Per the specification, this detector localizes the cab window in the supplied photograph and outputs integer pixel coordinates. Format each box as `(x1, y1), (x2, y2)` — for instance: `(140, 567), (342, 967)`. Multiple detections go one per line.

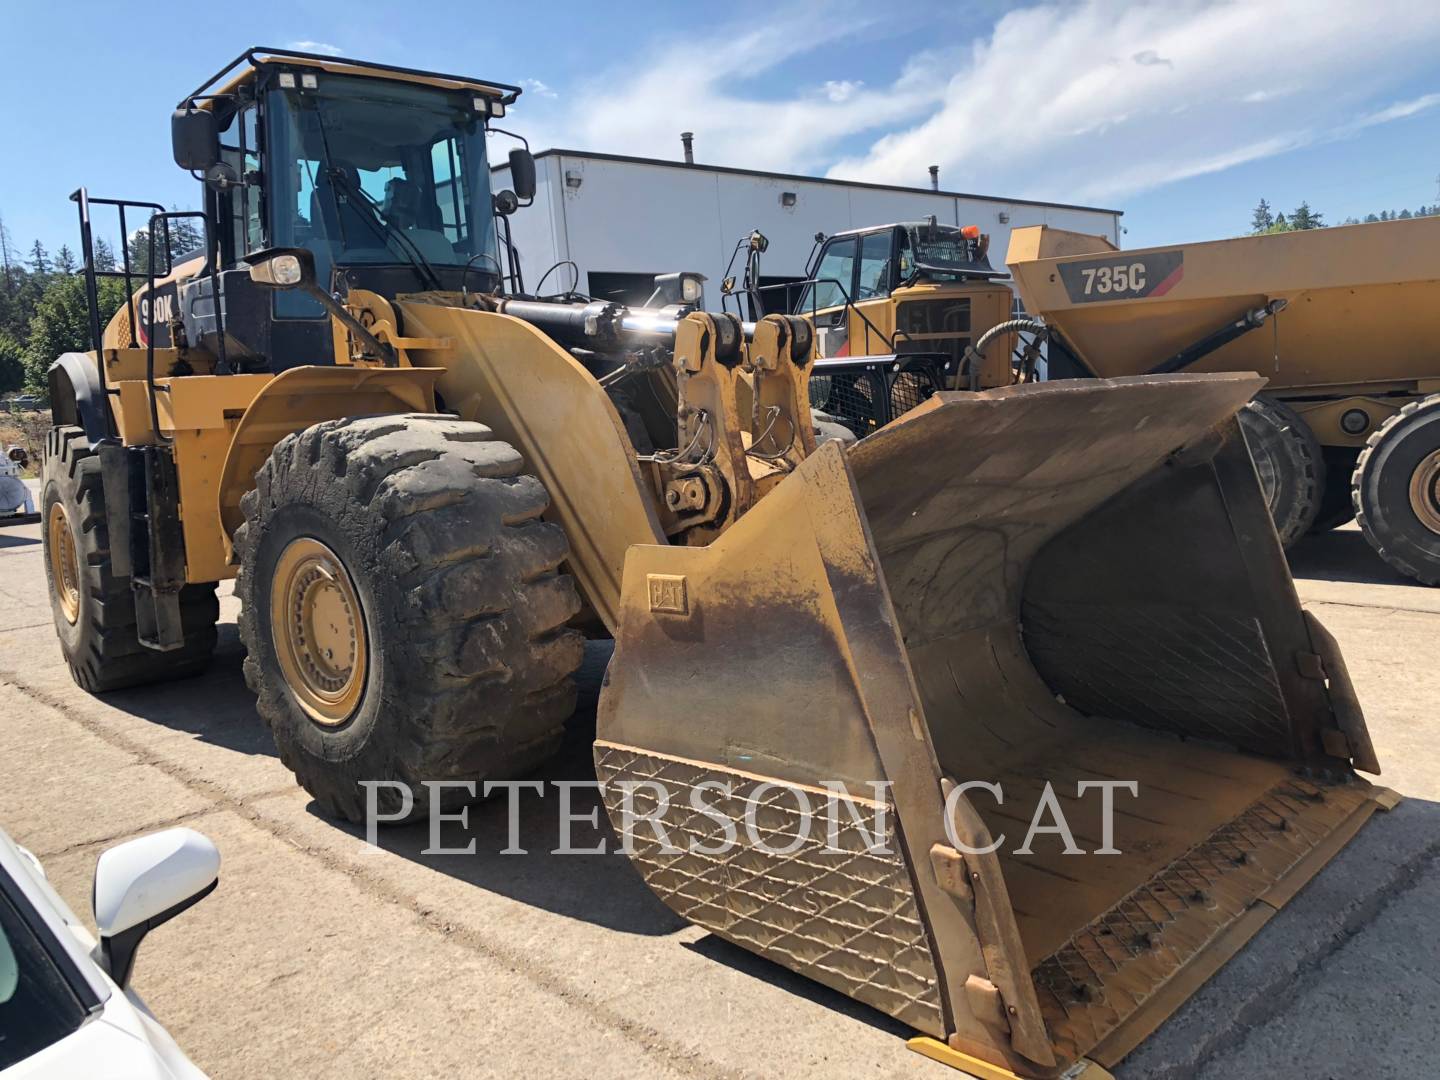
(856, 231), (893, 300)
(806, 236), (857, 311)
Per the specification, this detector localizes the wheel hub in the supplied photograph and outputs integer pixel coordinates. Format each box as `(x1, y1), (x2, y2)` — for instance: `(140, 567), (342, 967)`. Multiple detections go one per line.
(270, 537), (367, 725)
(47, 503), (80, 625)
(1410, 448), (1440, 536)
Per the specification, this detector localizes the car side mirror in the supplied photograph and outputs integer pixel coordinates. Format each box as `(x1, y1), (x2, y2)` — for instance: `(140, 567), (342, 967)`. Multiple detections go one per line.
(171, 108), (220, 172)
(508, 148), (536, 202)
(244, 247), (317, 290)
(93, 828), (219, 988)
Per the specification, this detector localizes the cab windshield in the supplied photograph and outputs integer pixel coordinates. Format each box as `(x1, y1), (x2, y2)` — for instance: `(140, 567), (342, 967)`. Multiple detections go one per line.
(265, 73), (496, 282)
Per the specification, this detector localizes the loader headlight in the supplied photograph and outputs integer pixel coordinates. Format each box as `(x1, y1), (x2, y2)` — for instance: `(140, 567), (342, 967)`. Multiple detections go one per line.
(244, 248), (317, 290)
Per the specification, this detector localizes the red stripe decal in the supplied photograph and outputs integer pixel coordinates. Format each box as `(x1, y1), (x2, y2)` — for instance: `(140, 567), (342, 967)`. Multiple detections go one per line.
(1148, 264), (1185, 297)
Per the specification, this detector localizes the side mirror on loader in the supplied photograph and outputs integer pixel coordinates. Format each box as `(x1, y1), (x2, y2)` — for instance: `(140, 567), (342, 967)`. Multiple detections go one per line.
(508, 148), (536, 202)
(171, 107), (220, 172)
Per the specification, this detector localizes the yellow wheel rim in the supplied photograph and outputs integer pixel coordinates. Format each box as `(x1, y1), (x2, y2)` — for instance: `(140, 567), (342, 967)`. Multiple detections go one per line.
(1410, 448), (1440, 536)
(47, 503), (80, 625)
(270, 537), (368, 726)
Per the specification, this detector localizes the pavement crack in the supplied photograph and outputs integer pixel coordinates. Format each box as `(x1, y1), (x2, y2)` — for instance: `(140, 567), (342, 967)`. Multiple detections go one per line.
(1141, 827), (1440, 1080)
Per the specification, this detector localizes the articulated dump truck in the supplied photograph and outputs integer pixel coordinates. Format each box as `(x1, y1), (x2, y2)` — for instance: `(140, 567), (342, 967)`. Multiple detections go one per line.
(42, 48), (1395, 1078)
(1008, 218), (1440, 583)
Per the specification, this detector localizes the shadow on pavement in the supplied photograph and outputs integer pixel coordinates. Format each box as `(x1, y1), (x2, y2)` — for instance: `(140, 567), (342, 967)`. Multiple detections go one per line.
(0, 531), (40, 548)
(1287, 526), (1413, 587)
(310, 640), (686, 936)
(683, 934), (913, 1038)
(99, 623), (280, 759)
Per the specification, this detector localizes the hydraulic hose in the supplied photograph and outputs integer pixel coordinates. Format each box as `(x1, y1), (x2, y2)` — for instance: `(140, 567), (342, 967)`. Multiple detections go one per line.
(961, 318), (1049, 389)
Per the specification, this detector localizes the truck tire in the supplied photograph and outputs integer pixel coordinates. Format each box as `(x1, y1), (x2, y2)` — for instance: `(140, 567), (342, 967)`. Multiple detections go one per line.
(1237, 396), (1324, 547)
(41, 426), (218, 692)
(234, 414), (585, 823)
(1352, 394), (1440, 585)
(1309, 447), (1360, 533)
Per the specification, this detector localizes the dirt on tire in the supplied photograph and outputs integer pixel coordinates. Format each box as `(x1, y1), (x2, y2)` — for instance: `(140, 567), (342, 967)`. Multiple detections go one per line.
(234, 413), (585, 823)
(41, 426), (217, 692)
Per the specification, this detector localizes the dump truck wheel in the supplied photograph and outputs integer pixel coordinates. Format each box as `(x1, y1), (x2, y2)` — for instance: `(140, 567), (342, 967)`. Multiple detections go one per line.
(1310, 447), (1360, 533)
(41, 426), (218, 692)
(234, 414), (585, 823)
(1237, 396), (1323, 546)
(1352, 393), (1440, 585)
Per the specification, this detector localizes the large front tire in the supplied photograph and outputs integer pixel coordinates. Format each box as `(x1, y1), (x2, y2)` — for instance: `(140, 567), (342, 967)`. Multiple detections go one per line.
(41, 426), (218, 692)
(234, 414), (585, 822)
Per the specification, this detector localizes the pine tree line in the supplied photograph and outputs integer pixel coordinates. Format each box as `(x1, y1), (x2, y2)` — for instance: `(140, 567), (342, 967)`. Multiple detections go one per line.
(0, 208), (203, 396)
(1251, 198), (1438, 234)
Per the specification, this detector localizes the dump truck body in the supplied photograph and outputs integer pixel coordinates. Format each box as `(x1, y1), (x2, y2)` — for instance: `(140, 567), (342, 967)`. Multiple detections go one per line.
(38, 47), (1396, 1080)
(1008, 219), (1440, 584)
(1007, 218), (1440, 444)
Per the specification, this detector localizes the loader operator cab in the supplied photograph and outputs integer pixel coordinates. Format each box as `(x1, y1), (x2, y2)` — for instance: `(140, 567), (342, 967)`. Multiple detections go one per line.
(155, 49), (528, 371)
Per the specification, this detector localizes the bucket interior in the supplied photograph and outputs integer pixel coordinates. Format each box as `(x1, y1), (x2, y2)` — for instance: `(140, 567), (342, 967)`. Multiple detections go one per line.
(849, 377), (1375, 1063)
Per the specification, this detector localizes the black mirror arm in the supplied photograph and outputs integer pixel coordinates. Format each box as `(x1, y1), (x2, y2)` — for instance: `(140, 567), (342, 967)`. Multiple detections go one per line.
(305, 284), (399, 367)
(95, 878), (218, 988)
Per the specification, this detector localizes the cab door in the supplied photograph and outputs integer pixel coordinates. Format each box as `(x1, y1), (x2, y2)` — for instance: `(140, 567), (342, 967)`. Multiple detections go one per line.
(797, 234), (857, 357)
(846, 228), (900, 358)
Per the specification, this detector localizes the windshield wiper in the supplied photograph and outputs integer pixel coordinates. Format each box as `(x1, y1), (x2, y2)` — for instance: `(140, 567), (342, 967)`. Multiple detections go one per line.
(327, 169), (446, 291)
(309, 100), (445, 291)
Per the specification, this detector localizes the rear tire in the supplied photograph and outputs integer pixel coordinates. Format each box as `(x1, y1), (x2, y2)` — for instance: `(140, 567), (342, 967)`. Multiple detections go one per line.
(1352, 394), (1440, 585)
(1237, 396), (1324, 547)
(234, 414), (585, 823)
(41, 426), (218, 692)
(1309, 446), (1360, 533)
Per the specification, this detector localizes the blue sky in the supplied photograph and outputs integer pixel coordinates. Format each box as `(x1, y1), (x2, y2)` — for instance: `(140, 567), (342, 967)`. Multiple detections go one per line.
(3, 0), (1437, 257)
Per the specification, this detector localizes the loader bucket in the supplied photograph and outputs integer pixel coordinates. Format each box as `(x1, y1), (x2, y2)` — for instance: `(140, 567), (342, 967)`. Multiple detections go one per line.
(596, 373), (1392, 1077)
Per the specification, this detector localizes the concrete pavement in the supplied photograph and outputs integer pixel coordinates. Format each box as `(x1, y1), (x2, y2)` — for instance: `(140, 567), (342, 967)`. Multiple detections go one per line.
(0, 515), (1435, 1079)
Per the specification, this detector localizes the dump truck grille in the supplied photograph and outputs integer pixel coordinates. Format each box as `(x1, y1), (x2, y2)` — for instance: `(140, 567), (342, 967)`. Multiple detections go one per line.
(809, 356), (951, 440)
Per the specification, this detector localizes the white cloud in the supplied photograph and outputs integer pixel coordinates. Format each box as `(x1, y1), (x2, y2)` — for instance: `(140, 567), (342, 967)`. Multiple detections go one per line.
(525, 78), (558, 99)
(285, 40), (344, 57)
(513, 10), (950, 173)
(826, 0), (1440, 201)
(518, 1), (1440, 202)
(822, 79), (864, 103)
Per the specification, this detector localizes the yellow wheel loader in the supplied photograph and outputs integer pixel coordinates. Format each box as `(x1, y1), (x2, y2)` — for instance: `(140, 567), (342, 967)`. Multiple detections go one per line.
(42, 47), (1395, 1079)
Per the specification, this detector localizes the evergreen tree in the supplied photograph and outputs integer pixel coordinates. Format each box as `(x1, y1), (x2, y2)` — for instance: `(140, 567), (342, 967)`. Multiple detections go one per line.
(1398, 208), (1413, 219)
(27, 240), (50, 276)
(1273, 212), (1288, 230)
(21, 275), (125, 391)
(1251, 198), (1274, 233)
(167, 208), (204, 259)
(0, 214), (15, 295)
(0, 332), (23, 394)
(1289, 202), (1324, 229)
(1364, 213), (1380, 223)
(93, 238), (117, 272)
(54, 245), (77, 274)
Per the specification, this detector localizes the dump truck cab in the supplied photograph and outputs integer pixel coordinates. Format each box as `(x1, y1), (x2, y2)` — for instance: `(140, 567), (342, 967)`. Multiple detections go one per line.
(797, 221), (1015, 372)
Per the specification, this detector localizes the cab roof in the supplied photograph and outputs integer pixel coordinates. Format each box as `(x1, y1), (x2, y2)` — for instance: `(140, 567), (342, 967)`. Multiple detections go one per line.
(181, 46), (523, 109)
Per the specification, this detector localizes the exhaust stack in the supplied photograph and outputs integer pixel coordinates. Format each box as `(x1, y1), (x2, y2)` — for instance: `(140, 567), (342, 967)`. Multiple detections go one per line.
(681, 132), (695, 165)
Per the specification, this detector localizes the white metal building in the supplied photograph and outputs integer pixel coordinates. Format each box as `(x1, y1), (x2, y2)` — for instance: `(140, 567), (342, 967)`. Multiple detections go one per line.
(492, 149), (1123, 308)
